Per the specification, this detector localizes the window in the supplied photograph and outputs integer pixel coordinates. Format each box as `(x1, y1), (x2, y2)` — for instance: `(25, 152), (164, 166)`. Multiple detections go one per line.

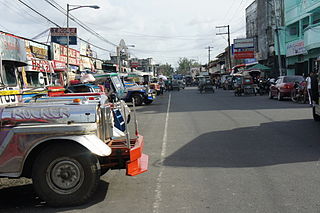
(283, 76), (304, 83)
(289, 24), (299, 36)
(2, 64), (17, 86)
(302, 17), (309, 30)
(26, 71), (41, 87)
(312, 12), (320, 24)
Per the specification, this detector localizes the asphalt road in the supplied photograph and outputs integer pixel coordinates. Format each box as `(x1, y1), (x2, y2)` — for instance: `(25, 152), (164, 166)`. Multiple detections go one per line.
(1, 87), (320, 213)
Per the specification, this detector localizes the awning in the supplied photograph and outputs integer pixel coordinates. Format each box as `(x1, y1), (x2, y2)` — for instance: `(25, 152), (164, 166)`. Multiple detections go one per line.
(248, 63), (271, 71)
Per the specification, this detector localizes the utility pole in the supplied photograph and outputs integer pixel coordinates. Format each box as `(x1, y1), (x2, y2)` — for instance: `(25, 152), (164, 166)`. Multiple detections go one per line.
(216, 25), (232, 71)
(205, 46), (214, 65)
(273, 0), (283, 76)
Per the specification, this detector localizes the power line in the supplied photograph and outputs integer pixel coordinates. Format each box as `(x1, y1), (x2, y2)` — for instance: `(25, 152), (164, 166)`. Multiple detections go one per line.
(17, 0), (60, 27)
(16, 0), (114, 55)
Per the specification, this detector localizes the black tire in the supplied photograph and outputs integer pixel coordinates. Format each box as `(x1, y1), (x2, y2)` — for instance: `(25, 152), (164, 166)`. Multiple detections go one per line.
(277, 91), (283, 101)
(32, 144), (100, 207)
(291, 90), (297, 102)
(313, 106), (320, 121)
(268, 91), (273, 99)
(144, 99), (153, 105)
(132, 93), (143, 106)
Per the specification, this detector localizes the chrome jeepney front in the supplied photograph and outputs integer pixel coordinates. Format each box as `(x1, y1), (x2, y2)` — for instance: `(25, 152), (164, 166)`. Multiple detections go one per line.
(0, 102), (113, 177)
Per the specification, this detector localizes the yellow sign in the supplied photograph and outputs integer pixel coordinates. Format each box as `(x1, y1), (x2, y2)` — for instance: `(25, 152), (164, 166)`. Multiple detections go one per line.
(0, 90), (20, 96)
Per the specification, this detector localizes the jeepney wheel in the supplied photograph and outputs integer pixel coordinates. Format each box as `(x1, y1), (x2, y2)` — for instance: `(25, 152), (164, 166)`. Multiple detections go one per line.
(313, 106), (320, 121)
(132, 93), (143, 106)
(32, 144), (100, 207)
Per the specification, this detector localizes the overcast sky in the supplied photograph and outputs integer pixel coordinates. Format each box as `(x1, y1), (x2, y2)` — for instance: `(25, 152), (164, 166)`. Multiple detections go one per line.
(0, 0), (254, 66)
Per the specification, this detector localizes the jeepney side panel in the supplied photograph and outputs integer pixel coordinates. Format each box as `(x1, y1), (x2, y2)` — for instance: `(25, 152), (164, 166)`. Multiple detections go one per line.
(0, 124), (111, 178)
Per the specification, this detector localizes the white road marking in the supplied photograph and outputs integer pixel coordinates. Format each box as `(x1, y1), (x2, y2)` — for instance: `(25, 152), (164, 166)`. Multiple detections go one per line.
(153, 93), (171, 213)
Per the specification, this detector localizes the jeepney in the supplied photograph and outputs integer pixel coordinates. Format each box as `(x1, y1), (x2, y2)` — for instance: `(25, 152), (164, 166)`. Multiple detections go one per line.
(0, 33), (148, 207)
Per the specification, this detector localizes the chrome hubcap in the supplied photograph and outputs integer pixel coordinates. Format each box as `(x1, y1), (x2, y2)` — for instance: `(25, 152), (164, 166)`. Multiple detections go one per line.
(46, 158), (84, 194)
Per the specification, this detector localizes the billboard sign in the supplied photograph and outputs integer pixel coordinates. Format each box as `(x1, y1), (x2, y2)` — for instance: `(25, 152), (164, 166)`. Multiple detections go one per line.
(51, 43), (80, 66)
(50, 28), (77, 45)
(0, 33), (27, 63)
(234, 38), (255, 59)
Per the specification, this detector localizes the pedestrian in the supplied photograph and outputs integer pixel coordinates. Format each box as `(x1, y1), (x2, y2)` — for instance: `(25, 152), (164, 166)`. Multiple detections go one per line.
(306, 72), (313, 105)
(158, 78), (165, 95)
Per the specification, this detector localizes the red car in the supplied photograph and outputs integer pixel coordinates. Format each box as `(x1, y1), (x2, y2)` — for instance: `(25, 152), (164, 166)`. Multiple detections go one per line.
(269, 75), (305, 101)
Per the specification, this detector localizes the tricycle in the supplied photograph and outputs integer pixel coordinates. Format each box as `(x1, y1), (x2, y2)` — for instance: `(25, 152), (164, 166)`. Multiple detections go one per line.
(198, 77), (215, 94)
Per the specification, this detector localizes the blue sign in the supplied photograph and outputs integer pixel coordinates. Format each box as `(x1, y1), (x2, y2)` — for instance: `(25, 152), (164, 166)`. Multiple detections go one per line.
(244, 58), (257, 64)
(51, 36), (77, 45)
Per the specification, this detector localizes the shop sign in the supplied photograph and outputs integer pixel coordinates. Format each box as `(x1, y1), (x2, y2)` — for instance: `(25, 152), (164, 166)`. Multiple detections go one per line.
(234, 38), (255, 59)
(51, 60), (67, 71)
(95, 59), (103, 70)
(50, 28), (77, 45)
(286, 40), (307, 57)
(25, 40), (48, 59)
(80, 56), (94, 70)
(51, 43), (80, 66)
(0, 33), (27, 63)
(80, 42), (93, 57)
(234, 48), (255, 59)
(234, 38), (254, 49)
(26, 58), (53, 73)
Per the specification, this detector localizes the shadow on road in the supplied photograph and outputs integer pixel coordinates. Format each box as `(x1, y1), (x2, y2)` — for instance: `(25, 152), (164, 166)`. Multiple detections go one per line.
(0, 180), (109, 212)
(163, 119), (320, 168)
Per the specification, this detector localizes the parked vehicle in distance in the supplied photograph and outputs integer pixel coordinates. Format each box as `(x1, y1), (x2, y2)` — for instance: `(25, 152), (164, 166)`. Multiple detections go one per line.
(269, 75), (304, 101)
(198, 76), (214, 94)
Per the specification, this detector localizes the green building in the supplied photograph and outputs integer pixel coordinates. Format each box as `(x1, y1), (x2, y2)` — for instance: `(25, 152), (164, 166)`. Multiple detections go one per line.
(285, 0), (320, 76)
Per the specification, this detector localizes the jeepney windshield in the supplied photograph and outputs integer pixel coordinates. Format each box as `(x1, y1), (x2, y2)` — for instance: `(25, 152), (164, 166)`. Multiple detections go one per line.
(1, 63), (18, 86)
(25, 71), (45, 87)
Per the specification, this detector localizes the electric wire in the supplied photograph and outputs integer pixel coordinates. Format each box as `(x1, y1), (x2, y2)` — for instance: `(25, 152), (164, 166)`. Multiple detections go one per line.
(16, 0), (115, 55)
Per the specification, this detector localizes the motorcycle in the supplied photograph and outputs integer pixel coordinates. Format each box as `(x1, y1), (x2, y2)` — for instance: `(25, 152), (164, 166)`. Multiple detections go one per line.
(291, 81), (308, 104)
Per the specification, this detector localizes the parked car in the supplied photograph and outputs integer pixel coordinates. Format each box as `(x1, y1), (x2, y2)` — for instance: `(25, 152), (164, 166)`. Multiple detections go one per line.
(269, 75), (304, 101)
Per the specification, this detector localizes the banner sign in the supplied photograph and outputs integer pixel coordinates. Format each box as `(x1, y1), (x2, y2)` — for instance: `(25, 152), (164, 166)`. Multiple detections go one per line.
(234, 38), (254, 49)
(234, 38), (255, 59)
(0, 33), (27, 63)
(286, 40), (307, 57)
(234, 49), (255, 59)
(51, 43), (80, 66)
(50, 28), (77, 45)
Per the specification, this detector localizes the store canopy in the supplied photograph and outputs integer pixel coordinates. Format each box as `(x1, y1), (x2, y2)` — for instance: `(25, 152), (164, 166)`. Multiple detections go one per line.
(248, 63), (271, 71)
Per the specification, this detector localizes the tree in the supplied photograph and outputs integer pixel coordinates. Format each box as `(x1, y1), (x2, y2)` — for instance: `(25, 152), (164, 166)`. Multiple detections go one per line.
(157, 63), (174, 76)
(176, 57), (201, 75)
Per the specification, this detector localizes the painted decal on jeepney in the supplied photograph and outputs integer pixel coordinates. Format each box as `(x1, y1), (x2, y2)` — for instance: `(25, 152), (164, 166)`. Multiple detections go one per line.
(11, 107), (70, 120)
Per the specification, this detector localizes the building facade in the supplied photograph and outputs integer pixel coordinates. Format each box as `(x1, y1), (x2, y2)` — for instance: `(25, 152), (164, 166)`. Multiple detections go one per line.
(285, 0), (320, 76)
(246, 0), (285, 74)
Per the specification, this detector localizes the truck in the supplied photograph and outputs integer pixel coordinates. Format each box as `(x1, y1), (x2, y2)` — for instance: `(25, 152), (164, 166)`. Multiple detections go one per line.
(0, 33), (148, 207)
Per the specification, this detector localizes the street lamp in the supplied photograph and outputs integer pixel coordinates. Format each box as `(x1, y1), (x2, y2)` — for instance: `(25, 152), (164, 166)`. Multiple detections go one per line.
(66, 4), (99, 82)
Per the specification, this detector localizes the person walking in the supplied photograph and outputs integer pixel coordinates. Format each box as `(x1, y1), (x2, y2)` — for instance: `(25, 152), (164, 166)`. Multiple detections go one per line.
(306, 72), (313, 105)
(158, 78), (165, 95)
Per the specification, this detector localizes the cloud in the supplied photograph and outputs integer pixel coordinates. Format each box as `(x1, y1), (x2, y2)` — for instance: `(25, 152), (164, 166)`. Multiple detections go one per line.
(0, 0), (254, 65)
